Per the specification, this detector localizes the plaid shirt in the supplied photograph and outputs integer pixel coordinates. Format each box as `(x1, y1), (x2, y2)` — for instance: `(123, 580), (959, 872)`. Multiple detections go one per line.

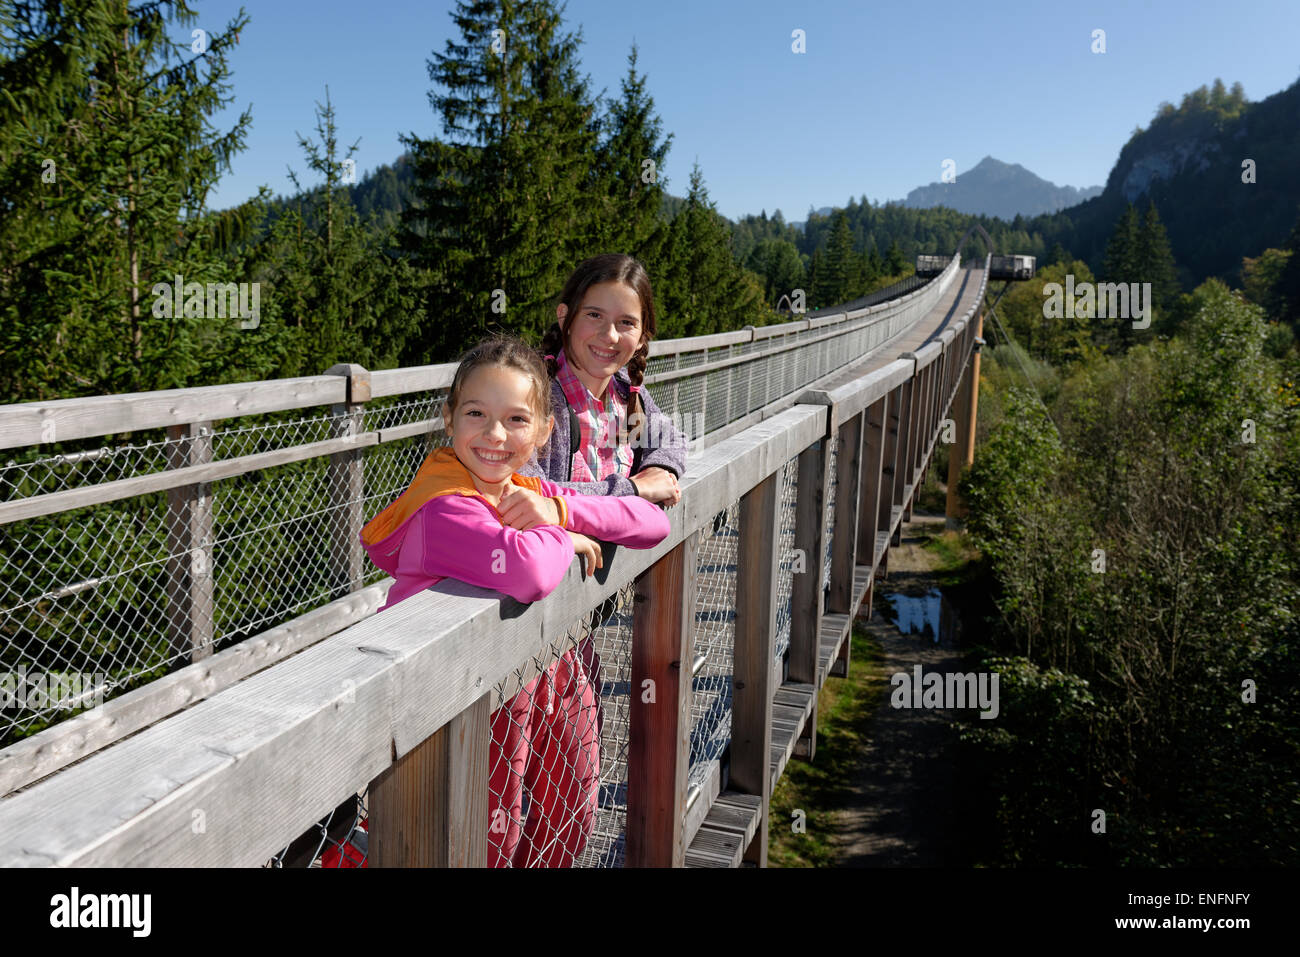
(554, 349), (634, 483)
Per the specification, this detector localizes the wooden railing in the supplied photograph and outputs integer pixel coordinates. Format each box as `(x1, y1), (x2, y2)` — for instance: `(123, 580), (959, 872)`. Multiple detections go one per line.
(0, 257), (985, 866)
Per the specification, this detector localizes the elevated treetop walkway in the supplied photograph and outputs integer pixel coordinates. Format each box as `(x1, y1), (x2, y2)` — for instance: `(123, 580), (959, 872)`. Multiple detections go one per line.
(0, 253), (992, 867)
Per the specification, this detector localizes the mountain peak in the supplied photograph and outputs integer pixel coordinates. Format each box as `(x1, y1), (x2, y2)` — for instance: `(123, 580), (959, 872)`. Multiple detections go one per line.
(902, 158), (1101, 219)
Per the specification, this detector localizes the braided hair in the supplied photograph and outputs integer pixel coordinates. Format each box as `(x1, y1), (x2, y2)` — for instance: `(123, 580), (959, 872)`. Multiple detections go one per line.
(541, 253), (657, 448)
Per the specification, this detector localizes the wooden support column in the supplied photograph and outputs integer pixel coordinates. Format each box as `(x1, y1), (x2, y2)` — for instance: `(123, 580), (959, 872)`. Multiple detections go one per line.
(858, 395), (889, 571)
(789, 438), (829, 761)
(733, 472), (780, 867)
(946, 314), (984, 527)
(165, 420), (215, 663)
(627, 533), (698, 867)
(789, 440), (828, 683)
(827, 412), (865, 615)
(368, 693), (490, 867)
(892, 377), (914, 543)
(326, 363), (370, 599)
(878, 386), (903, 550)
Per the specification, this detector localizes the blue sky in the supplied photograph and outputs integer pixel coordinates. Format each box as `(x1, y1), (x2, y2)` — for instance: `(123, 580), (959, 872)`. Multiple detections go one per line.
(193, 0), (1300, 221)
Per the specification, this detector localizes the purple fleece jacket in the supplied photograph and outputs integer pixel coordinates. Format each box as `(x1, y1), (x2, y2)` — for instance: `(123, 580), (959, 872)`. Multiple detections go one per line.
(517, 372), (689, 496)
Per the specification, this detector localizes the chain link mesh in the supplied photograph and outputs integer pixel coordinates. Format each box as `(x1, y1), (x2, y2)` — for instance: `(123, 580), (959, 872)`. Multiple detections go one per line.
(0, 390), (446, 747)
(773, 457), (799, 665)
(689, 500), (738, 792)
(823, 431), (840, 590)
(2, 261), (960, 779)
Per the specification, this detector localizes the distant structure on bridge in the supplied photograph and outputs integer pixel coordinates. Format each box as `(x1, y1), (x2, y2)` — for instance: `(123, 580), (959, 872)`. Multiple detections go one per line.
(917, 253), (1036, 281)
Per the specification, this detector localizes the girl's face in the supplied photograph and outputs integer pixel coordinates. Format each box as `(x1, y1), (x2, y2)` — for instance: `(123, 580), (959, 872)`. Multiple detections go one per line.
(558, 280), (645, 394)
(444, 364), (552, 490)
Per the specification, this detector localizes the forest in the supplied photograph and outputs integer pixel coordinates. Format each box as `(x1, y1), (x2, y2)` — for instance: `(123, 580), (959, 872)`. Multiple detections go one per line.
(1, 0), (1297, 868)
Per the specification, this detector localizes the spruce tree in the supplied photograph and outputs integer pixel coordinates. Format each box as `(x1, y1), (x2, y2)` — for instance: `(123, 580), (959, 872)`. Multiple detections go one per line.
(1102, 204), (1141, 350)
(590, 44), (672, 262)
(0, 0), (255, 401)
(863, 243), (882, 285)
(1104, 204), (1140, 283)
(656, 164), (763, 335)
(1135, 201), (1179, 314)
(821, 211), (858, 305)
(258, 89), (421, 376)
(398, 0), (599, 359)
(884, 239), (907, 276)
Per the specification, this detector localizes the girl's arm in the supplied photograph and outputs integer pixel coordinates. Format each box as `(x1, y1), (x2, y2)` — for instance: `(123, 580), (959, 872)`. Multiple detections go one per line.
(542, 478), (671, 548)
(419, 495), (576, 603)
(631, 385), (689, 479)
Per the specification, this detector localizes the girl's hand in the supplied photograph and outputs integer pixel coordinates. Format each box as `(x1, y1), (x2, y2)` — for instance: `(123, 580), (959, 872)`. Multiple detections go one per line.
(631, 467), (681, 508)
(497, 484), (562, 530)
(567, 531), (603, 577)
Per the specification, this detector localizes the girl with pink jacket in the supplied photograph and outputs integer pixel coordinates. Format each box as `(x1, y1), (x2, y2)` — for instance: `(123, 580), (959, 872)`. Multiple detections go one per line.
(359, 337), (669, 867)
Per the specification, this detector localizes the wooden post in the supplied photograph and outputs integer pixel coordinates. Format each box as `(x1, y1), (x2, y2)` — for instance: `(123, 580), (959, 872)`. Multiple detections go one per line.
(326, 363), (370, 599)
(626, 533), (697, 867)
(789, 439), (829, 762)
(827, 412), (864, 615)
(877, 386), (902, 549)
(858, 395), (889, 570)
(891, 378), (914, 545)
(733, 472), (779, 867)
(368, 693), (490, 867)
(946, 315), (984, 527)
(165, 420), (215, 663)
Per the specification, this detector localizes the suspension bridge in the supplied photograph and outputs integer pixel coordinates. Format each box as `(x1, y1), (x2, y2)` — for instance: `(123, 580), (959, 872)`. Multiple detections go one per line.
(0, 236), (1027, 867)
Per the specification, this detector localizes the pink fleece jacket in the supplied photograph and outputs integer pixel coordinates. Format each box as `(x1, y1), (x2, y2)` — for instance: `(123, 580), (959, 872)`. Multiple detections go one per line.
(360, 447), (670, 612)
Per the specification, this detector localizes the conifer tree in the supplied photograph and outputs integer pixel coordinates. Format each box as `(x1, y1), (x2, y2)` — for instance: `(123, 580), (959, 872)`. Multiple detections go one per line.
(821, 211), (858, 305)
(589, 44), (672, 262)
(1101, 204), (1141, 350)
(0, 0), (255, 400)
(399, 0), (599, 359)
(884, 239), (907, 276)
(258, 89), (421, 376)
(863, 243), (882, 285)
(656, 164), (764, 335)
(1104, 203), (1140, 284)
(1135, 200), (1179, 314)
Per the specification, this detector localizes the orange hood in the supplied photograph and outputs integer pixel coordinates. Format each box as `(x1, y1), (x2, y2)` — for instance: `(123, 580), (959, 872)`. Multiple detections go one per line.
(359, 447), (546, 573)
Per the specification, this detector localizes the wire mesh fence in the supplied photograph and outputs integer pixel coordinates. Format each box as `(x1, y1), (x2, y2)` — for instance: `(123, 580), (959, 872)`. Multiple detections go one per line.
(823, 431), (840, 591)
(1, 258), (960, 761)
(773, 457), (799, 664)
(263, 582), (637, 869)
(0, 389), (448, 748)
(689, 500), (739, 794)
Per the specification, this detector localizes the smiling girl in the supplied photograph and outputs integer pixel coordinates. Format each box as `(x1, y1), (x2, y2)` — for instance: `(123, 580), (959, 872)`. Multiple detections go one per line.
(507, 254), (687, 518)
(358, 336), (669, 866)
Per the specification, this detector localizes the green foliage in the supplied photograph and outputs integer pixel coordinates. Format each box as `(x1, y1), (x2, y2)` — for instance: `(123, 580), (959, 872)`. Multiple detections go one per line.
(0, 0), (256, 401)
(956, 656), (1104, 865)
(960, 277), (1300, 865)
(653, 165), (766, 337)
(994, 259), (1095, 368)
(253, 89), (421, 376)
(586, 44), (672, 263)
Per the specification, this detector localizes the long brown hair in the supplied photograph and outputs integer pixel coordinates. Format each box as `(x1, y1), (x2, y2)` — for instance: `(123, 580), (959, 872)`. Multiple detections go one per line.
(540, 253), (657, 443)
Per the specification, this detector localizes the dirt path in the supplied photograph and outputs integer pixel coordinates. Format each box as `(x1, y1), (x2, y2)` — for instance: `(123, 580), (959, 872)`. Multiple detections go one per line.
(830, 511), (965, 867)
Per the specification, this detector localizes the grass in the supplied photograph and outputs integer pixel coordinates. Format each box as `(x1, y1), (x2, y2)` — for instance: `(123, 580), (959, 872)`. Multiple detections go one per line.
(767, 625), (891, 867)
